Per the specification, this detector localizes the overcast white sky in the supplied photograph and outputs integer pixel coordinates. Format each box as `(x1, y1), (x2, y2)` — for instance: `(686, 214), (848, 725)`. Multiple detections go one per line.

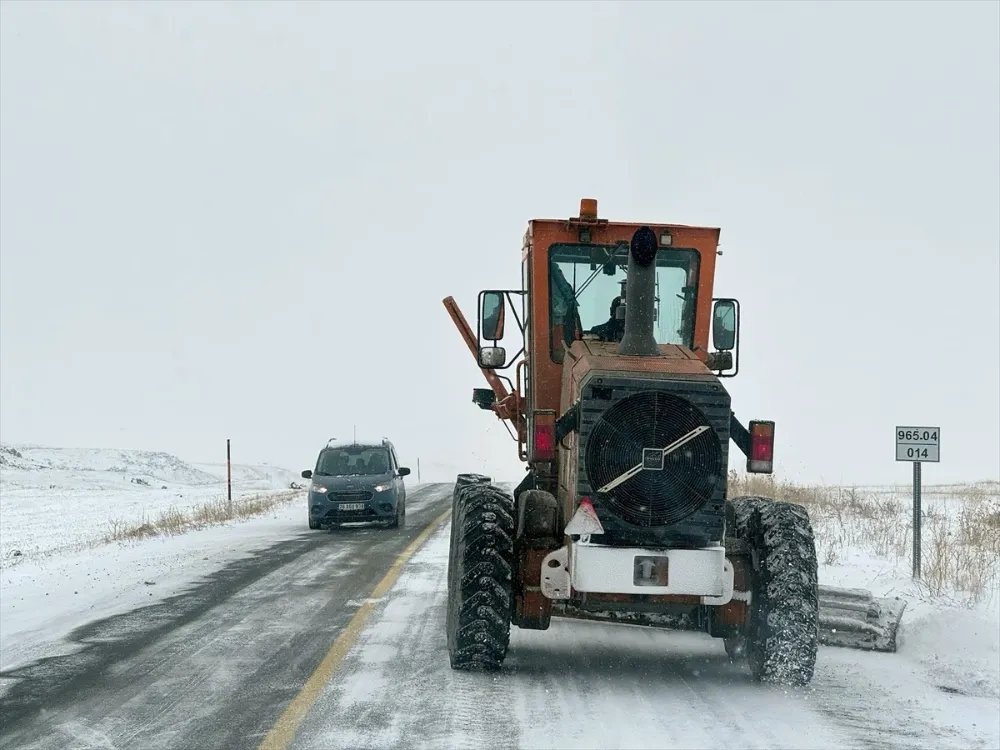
(1, 0), (998, 486)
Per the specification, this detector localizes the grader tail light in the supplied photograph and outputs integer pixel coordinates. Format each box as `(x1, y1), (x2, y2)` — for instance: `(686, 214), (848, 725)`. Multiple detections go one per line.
(748, 420), (775, 474)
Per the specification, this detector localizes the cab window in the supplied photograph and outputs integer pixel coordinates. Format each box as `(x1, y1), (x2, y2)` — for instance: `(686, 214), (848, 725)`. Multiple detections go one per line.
(548, 243), (700, 362)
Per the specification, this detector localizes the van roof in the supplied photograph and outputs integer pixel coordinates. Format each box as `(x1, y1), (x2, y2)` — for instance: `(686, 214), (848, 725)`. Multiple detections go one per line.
(321, 437), (391, 450)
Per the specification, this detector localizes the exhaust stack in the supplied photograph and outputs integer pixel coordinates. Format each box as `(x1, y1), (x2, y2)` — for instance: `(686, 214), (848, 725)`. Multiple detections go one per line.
(617, 226), (660, 357)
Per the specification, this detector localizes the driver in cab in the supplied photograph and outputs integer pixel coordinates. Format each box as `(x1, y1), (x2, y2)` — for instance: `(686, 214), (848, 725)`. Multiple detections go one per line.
(585, 295), (625, 343)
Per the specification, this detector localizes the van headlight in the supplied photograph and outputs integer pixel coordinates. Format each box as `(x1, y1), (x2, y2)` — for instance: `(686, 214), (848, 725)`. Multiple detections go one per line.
(311, 484), (329, 494)
(374, 482), (392, 492)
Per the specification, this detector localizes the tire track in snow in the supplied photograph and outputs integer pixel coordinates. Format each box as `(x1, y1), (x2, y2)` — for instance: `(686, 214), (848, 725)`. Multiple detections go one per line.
(286, 518), (988, 750)
(288, 525), (518, 749)
(810, 650), (999, 750)
(288, 523), (854, 750)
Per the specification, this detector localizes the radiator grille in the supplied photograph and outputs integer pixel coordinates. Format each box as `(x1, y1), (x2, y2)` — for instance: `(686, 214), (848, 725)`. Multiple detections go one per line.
(577, 374), (731, 545)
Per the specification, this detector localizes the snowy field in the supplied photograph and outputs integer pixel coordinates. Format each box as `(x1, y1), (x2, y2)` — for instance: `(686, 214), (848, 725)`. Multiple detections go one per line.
(730, 475), (1000, 611)
(0, 443), (300, 565)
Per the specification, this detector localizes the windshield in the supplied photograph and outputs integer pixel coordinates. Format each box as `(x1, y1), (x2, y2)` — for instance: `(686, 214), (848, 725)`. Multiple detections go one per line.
(315, 446), (391, 476)
(548, 243), (700, 361)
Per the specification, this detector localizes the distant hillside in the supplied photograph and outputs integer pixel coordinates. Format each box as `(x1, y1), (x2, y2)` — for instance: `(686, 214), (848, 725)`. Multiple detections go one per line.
(0, 444), (297, 490)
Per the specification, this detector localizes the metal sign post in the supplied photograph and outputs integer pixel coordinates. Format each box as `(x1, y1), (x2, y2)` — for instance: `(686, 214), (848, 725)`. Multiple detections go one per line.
(912, 460), (921, 579)
(226, 438), (233, 515)
(895, 426), (940, 580)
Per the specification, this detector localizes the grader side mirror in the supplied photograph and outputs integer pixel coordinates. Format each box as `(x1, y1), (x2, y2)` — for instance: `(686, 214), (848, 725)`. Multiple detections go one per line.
(481, 291), (506, 341)
(705, 351), (733, 370)
(712, 299), (737, 352)
(478, 346), (507, 369)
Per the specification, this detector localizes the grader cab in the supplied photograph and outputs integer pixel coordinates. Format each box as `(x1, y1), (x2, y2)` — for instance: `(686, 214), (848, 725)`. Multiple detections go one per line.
(442, 199), (905, 685)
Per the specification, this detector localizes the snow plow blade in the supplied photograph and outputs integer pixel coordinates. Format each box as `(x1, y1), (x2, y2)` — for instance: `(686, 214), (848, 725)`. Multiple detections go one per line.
(817, 585), (907, 653)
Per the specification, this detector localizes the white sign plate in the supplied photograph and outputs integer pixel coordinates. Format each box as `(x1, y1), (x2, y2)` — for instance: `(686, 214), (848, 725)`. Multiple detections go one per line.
(895, 426), (940, 463)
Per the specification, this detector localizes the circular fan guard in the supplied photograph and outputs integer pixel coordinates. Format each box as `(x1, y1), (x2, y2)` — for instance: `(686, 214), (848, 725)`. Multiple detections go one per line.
(584, 391), (724, 527)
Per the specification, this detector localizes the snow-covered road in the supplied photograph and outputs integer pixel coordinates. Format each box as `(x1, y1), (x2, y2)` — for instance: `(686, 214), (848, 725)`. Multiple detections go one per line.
(1, 480), (997, 750)
(286, 523), (999, 750)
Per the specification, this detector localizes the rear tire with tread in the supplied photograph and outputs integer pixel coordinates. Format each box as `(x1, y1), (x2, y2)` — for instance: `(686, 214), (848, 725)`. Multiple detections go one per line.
(446, 481), (515, 671)
(730, 495), (819, 686)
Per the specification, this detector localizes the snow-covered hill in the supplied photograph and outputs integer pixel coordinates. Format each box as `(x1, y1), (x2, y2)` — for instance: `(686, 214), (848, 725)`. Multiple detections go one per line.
(0, 443), (300, 564)
(0, 443), (297, 490)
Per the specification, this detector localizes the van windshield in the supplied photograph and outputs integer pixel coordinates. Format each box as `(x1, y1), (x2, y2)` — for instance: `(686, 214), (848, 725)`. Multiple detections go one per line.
(315, 447), (391, 476)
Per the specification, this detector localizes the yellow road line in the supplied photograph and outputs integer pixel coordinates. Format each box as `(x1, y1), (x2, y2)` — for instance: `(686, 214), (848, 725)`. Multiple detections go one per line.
(258, 508), (451, 750)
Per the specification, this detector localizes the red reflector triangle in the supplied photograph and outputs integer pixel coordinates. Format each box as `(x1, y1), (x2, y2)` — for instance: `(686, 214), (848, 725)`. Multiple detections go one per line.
(565, 497), (605, 536)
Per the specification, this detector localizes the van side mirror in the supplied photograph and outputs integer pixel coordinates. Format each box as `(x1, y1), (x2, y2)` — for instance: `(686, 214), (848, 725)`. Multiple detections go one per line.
(480, 291), (506, 341)
(398, 467), (411, 477)
(301, 470), (313, 479)
(712, 299), (737, 352)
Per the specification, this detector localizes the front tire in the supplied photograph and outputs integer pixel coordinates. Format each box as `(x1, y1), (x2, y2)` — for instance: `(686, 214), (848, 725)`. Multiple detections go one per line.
(446, 481), (515, 671)
(448, 474), (491, 600)
(387, 496), (406, 528)
(732, 496), (819, 686)
(454, 473), (491, 501)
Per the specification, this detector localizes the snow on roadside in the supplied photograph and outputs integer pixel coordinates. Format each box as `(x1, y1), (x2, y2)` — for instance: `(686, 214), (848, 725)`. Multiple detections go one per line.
(730, 475), (1000, 724)
(820, 546), (1000, 709)
(805, 485), (1000, 747)
(0, 499), (309, 676)
(0, 443), (300, 565)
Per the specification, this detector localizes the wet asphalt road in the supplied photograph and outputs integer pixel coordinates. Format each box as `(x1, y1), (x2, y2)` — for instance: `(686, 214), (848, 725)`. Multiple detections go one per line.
(0, 483), (454, 750)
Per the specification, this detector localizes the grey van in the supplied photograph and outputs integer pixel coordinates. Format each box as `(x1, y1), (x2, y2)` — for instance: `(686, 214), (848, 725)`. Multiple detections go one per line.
(302, 438), (410, 530)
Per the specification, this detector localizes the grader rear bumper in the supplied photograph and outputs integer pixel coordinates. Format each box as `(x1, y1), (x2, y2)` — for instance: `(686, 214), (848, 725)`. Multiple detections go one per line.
(817, 585), (907, 652)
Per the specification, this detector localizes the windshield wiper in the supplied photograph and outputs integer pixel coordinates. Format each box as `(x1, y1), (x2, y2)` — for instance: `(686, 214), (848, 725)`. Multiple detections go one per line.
(575, 249), (624, 298)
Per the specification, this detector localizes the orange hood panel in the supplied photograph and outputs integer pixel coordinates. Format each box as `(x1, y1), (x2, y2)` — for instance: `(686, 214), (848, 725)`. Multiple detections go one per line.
(559, 339), (717, 411)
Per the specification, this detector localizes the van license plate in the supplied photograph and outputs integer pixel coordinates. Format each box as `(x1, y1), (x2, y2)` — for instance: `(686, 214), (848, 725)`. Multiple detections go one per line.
(339, 503), (365, 511)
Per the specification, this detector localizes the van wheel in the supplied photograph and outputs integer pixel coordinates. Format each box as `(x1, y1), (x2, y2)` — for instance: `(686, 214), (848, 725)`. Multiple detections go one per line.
(387, 498), (404, 529)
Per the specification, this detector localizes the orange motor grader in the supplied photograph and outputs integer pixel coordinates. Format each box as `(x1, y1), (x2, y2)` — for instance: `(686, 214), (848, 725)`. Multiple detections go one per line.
(442, 199), (905, 686)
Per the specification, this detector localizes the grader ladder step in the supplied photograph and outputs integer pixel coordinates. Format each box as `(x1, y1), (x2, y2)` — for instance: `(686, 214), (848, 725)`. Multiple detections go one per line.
(817, 585), (907, 653)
